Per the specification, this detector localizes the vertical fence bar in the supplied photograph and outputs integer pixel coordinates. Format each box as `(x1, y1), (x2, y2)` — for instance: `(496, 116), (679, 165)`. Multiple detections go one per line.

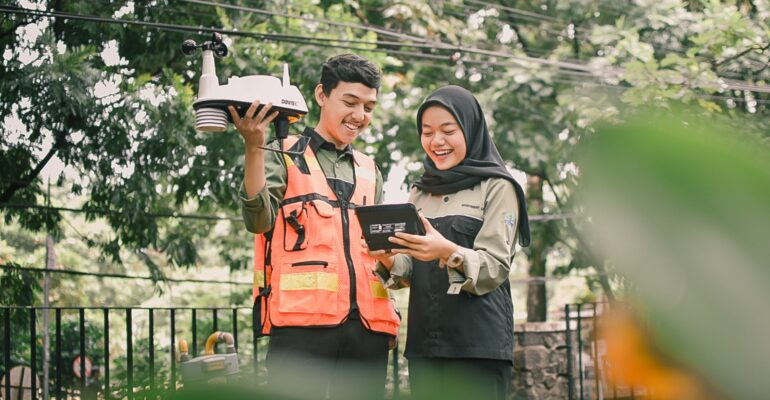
(170, 309), (176, 394)
(577, 303), (584, 400)
(212, 309), (218, 333)
(149, 309), (155, 396)
(30, 308), (37, 400)
(4, 308), (11, 400)
(192, 309), (197, 357)
(79, 308), (86, 392)
(564, 304), (574, 400)
(592, 304), (601, 400)
(126, 308), (133, 400)
(232, 309), (238, 352)
(55, 309), (62, 400)
(104, 309), (110, 400)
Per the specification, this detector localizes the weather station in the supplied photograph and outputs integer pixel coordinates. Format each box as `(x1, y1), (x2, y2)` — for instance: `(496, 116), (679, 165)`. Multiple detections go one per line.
(182, 32), (310, 154)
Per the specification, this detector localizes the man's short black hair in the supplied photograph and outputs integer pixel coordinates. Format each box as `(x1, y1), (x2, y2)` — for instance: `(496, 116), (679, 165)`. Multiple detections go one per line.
(320, 54), (381, 96)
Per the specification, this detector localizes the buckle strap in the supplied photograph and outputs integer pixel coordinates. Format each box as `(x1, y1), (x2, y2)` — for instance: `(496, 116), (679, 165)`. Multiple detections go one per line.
(281, 193), (360, 209)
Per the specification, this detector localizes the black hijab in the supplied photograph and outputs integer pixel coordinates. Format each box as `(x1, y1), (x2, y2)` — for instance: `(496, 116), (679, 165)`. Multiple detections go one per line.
(413, 85), (530, 247)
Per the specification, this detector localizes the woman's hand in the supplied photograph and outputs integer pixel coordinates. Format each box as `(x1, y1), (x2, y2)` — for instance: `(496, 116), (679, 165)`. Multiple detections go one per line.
(363, 239), (395, 270)
(228, 99), (279, 150)
(389, 214), (458, 265)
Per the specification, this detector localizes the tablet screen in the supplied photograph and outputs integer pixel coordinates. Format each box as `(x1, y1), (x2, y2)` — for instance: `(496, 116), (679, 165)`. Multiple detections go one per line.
(355, 203), (426, 251)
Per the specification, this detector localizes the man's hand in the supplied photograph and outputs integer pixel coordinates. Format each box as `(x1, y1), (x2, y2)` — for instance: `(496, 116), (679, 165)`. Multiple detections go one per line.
(228, 99), (279, 150)
(389, 213), (459, 266)
(363, 239), (395, 270)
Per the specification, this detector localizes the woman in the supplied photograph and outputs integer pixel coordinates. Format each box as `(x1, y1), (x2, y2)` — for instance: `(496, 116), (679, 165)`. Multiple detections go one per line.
(371, 85), (530, 399)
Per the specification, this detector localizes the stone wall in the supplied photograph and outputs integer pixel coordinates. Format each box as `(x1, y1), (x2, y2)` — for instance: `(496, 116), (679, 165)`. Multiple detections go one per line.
(511, 321), (580, 400)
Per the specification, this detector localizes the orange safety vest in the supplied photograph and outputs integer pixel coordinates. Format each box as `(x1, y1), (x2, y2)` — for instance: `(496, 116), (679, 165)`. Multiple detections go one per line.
(252, 135), (399, 337)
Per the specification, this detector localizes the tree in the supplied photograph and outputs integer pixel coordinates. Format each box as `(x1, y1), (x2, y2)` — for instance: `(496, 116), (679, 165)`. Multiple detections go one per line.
(368, 0), (769, 319)
(2, 0), (768, 321)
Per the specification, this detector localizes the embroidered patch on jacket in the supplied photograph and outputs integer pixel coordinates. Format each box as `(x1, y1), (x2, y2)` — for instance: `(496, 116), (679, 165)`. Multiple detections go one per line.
(504, 214), (515, 227)
(504, 213), (515, 245)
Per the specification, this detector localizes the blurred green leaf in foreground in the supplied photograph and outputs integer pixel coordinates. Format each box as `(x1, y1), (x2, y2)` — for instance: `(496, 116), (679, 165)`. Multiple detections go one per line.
(577, 108), (770, 399)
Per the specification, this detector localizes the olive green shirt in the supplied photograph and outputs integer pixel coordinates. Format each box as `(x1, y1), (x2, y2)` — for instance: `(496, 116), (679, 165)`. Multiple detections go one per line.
(377, 177), (520, 296)
(240, 128), (384, 233)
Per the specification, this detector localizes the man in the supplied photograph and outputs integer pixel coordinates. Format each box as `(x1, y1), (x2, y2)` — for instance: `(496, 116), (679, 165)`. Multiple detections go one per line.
(229, 54), (399, 399)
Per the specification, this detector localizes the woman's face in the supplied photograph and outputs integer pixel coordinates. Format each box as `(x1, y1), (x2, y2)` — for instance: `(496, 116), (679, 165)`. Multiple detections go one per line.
(420, 105), (467, 170)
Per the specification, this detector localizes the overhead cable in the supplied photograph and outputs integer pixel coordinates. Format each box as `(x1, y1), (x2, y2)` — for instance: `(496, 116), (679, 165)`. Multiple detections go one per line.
(0, 264), (251, 286)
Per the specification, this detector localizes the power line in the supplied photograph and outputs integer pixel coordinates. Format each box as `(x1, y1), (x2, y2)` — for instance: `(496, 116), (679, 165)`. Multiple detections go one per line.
(3, 4), (767, 94)
(0, 4), (582, 80)
(196, 2), (770, 92)
(0, 203), (241, 222)
(465, 0), (562, 23)
(0, 264), (252, 286)
(0, 263), (603, 287)
(181, 0), (429, 44)
(1, 203), (575, 222)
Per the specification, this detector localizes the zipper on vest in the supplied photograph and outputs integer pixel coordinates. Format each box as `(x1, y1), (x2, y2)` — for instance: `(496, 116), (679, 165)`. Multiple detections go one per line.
(290, 260), (329, 268)
(339, 199), (359, 315)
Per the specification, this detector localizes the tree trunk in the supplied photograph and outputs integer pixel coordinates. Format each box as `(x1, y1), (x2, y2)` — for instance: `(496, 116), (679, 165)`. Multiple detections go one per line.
(526, 174), (547, 322)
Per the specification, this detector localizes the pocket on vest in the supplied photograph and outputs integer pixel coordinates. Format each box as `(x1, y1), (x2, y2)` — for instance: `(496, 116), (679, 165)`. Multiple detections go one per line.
(276, 263), (340, 315)
(366, 273), (399, 323)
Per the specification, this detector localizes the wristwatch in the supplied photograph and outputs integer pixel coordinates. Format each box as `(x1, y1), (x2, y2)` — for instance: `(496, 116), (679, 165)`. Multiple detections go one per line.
(445, 249), (465, 269)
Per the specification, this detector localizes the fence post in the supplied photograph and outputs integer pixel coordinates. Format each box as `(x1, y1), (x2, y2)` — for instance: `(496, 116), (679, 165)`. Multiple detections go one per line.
(577, 303), (584, 400)
(55, 309), (61, 400)
(564, 304), (575, 400)
(30, 308), (37, 400)
(4, 308), (11, 400)
(79, 308), (86, 392)
(592, 304), (602, 400)
(104, 309), (110, 400)
(232, 309), (238, 352)
(170, 309), (176, 394)
(126, 308), (133, 400)
(149, 308), (155, 394)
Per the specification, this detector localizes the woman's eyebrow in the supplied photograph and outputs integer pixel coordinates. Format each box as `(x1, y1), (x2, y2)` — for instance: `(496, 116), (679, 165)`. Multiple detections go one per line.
(422, 121), (458, 128)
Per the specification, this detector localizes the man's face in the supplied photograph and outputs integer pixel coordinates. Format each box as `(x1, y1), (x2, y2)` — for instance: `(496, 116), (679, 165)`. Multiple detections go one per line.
(314, 82), (377, 149)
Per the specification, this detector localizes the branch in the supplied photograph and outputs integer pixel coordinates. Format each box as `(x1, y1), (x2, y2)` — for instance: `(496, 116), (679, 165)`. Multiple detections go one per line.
(715, 42), (770, 67)
(509, 23), (529, 54)
(0, 138), (62, 205)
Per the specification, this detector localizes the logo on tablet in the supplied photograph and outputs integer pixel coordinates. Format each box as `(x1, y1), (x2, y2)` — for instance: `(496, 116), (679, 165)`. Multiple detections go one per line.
(370, 223), (406, 234)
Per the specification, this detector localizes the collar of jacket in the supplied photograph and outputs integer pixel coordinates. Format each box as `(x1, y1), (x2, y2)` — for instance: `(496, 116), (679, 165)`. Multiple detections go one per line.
(302, 127), (354, 158)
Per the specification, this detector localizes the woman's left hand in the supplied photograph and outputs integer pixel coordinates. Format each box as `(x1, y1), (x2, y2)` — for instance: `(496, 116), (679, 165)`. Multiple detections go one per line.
(389, 213), (458, 264)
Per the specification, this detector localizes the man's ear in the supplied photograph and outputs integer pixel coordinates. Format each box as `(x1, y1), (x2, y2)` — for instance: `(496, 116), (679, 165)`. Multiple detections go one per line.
(314, 84), (326, 107)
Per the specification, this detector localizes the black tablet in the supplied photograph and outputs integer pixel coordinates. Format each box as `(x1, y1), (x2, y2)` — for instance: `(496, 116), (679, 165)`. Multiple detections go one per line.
(355, 203), (426, 251)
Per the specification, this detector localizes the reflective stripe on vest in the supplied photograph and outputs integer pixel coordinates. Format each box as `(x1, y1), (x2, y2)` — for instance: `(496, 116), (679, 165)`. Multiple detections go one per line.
(252, 135), (399, 336)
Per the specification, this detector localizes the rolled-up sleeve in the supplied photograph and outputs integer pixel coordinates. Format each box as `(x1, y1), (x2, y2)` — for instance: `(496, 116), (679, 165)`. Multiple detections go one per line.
(456, 179), (520, 296)
(375, 254), (413, 289)
(239, 145), (286, 234)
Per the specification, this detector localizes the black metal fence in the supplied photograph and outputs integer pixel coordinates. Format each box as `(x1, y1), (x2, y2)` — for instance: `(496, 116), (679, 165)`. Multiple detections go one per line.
(4, 303), (656, 400)
(564, 303), (649, 400)
(0, 306), (405, 400)
(0, 306), (263, 399)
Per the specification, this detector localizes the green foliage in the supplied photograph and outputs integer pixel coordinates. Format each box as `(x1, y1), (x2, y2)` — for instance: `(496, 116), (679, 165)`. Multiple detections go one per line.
(577, 107), (770, 398)
(1, 1), (768, 309)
